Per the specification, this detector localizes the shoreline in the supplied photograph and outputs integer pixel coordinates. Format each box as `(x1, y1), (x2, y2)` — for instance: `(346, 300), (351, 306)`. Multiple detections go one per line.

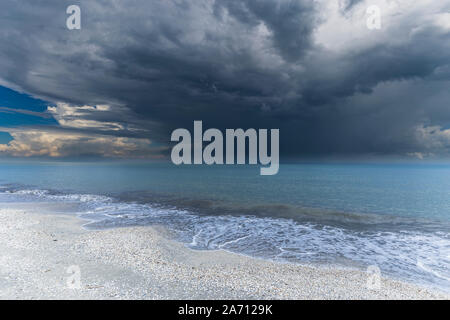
(0, 203), (448, 299)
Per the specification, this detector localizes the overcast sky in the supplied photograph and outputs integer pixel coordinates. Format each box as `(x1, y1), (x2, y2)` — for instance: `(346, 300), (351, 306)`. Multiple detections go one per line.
(0, 0), (450, 160)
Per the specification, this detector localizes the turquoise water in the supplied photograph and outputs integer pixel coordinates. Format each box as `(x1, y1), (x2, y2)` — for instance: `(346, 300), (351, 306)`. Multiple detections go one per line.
(2, 161), (450, 220)
(0, 161), (449, 291)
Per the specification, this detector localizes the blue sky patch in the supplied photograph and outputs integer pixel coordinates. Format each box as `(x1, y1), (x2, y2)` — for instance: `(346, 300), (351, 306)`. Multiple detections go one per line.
(0, 86), (57, 127)
(0, 131), (12, 144)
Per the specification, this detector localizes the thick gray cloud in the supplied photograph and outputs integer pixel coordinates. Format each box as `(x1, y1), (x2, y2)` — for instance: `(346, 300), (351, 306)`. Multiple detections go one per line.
(0, 0), (450, 159)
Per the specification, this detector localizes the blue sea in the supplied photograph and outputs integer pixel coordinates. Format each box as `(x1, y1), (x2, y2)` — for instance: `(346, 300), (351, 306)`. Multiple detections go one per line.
(0, 161), (449, 291)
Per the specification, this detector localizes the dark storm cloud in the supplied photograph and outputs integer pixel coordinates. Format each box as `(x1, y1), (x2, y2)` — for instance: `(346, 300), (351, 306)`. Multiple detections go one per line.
(341, 0), (364, 11)
(213, 0), (317, 61)
(0, 0), (450, 158)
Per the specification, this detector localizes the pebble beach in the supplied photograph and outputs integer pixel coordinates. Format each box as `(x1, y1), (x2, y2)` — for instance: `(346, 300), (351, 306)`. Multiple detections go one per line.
(0, 204), (448, 300)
